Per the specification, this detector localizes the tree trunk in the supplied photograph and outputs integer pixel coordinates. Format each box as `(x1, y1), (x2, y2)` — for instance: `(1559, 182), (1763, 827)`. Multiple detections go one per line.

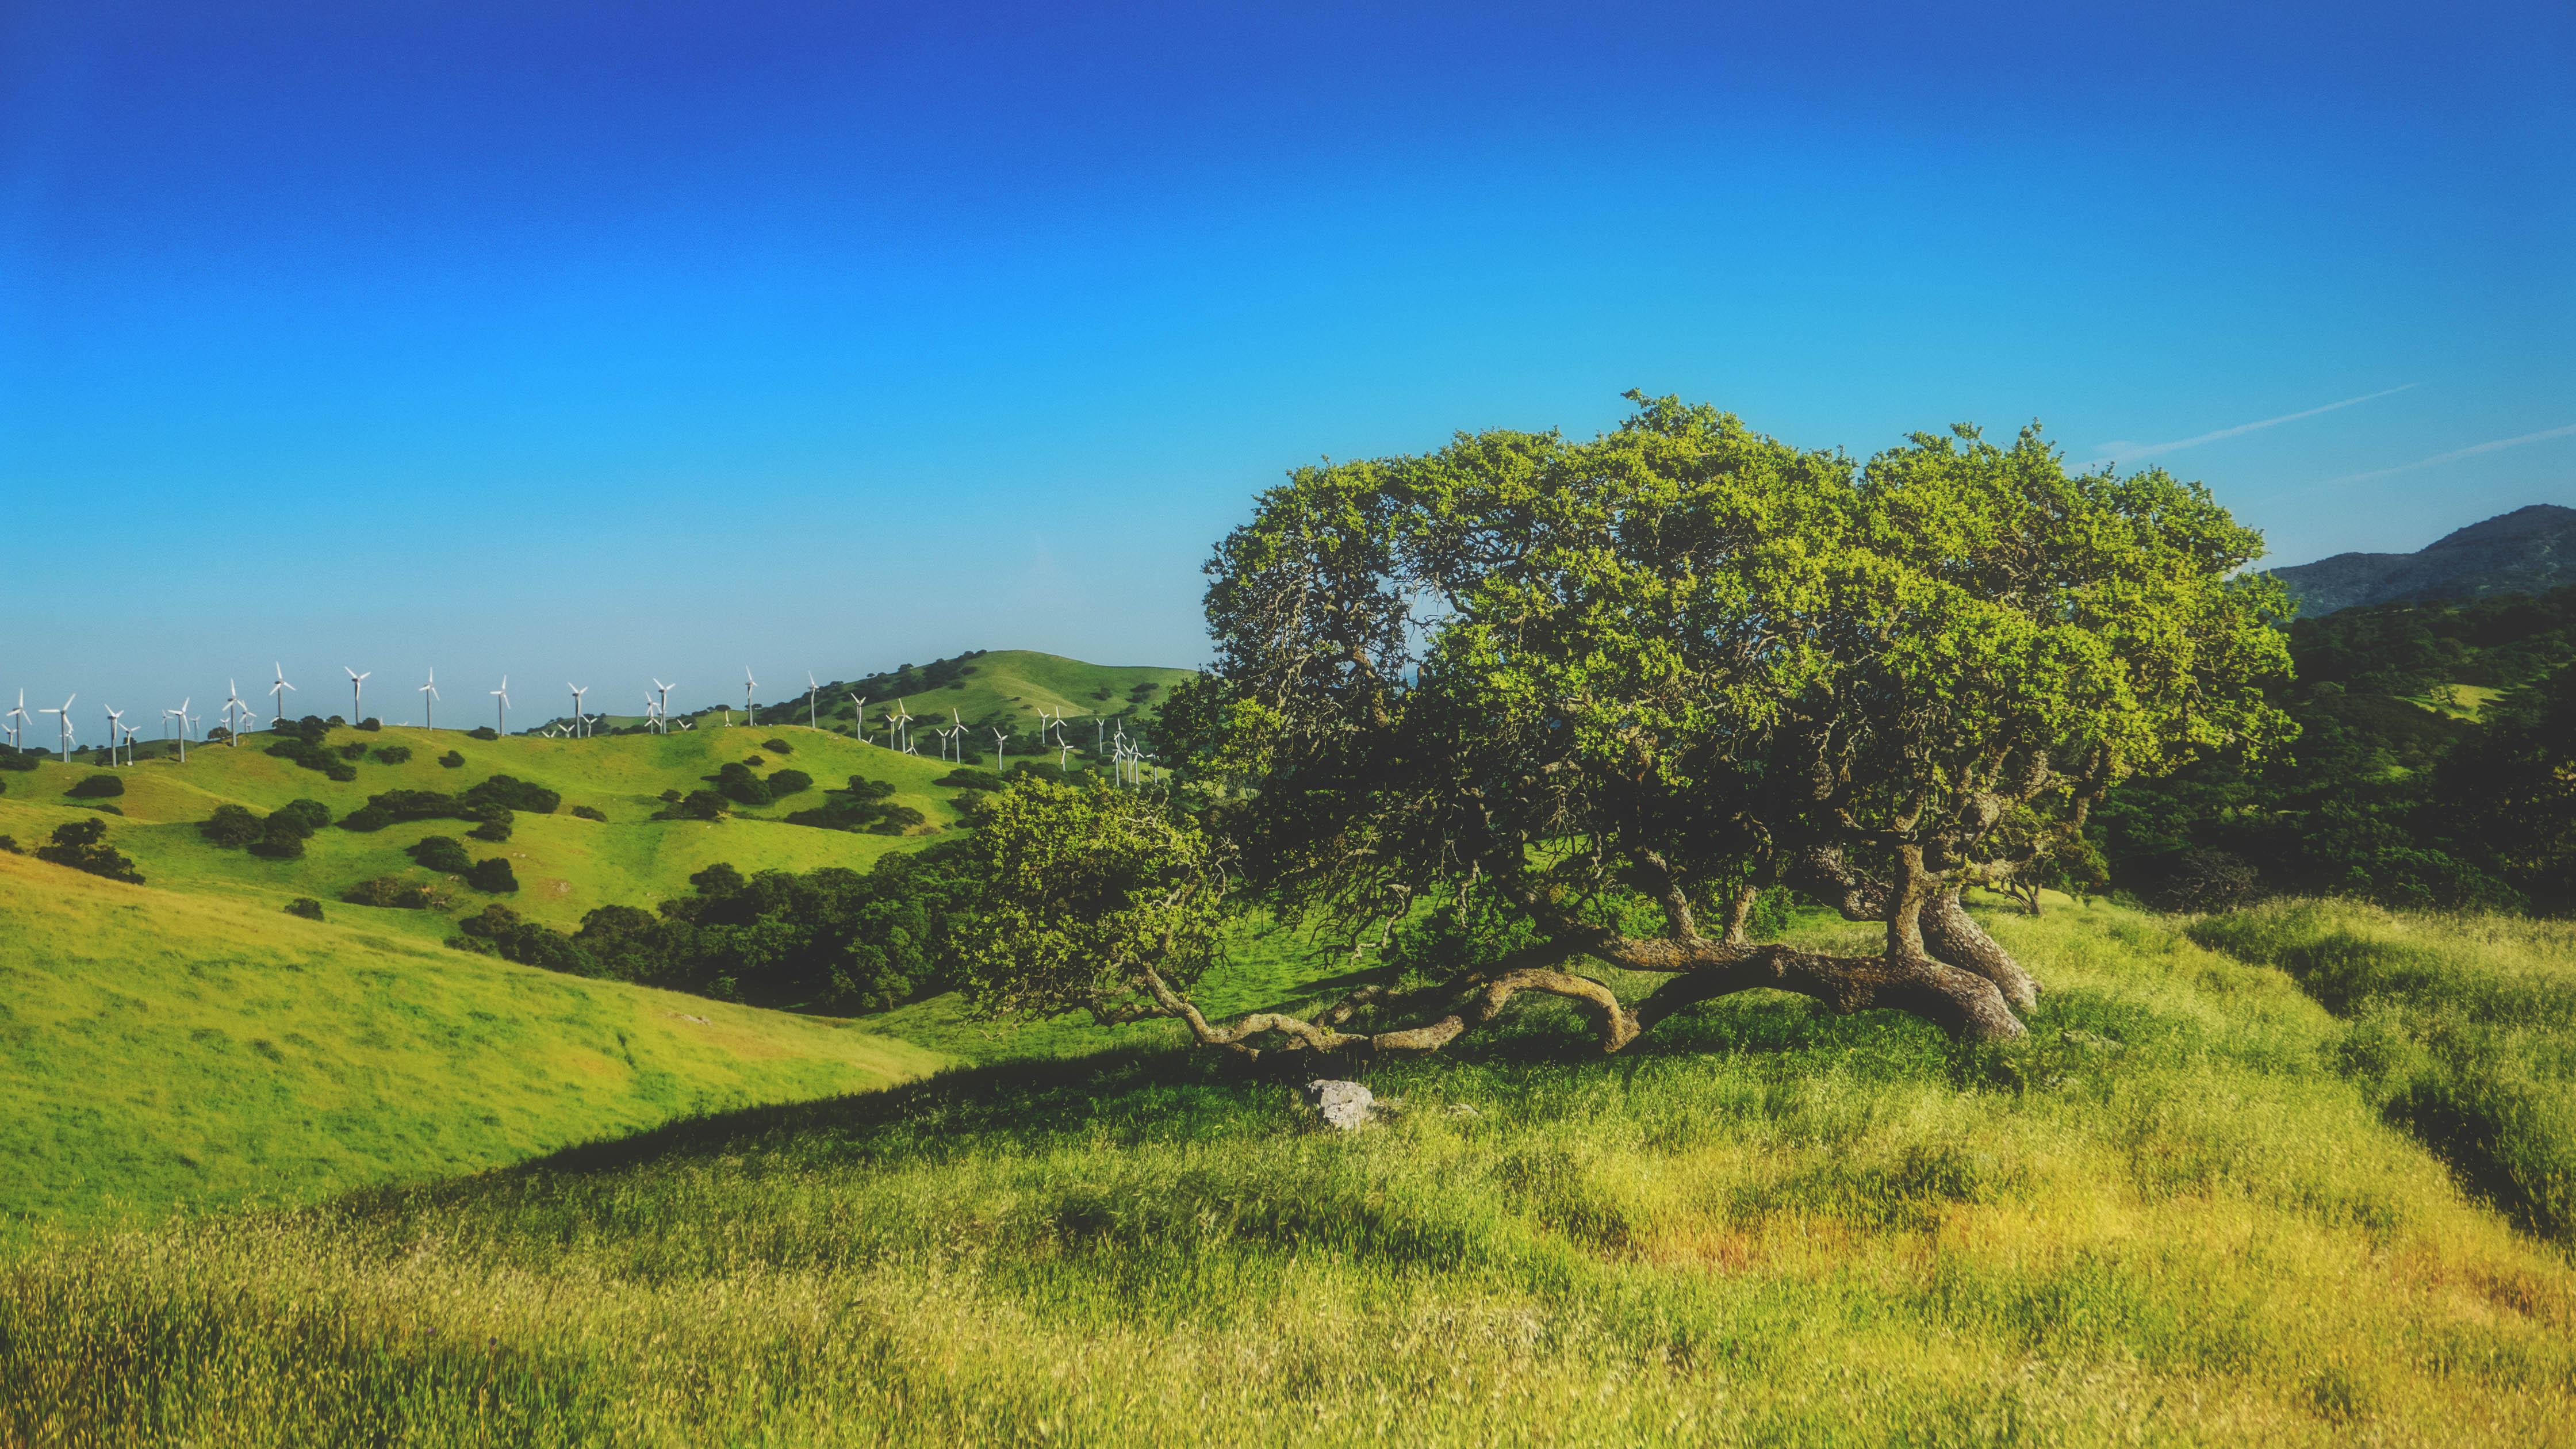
(1922, 888), (2040, 1011)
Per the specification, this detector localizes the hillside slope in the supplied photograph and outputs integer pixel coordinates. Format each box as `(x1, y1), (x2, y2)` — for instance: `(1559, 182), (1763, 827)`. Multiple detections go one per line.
(2270, 503), (2575, 616)
(6, 901), (2571, 1444)
(735, 649), (1198, 754)
(0, 848), (943, 1237)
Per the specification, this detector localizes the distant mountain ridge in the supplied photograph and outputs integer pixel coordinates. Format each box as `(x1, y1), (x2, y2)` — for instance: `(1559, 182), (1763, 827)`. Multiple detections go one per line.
(2268, 504), (2575, 617)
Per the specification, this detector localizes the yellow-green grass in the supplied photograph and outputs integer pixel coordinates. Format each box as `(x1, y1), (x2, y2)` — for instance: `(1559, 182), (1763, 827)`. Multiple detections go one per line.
(2399, 682), (2506, 719)
(9, 900), (2574, 1446)
(0, 848), (945, 1241)
(738, 647), (1201, 745)
(0, 723), (975, 931)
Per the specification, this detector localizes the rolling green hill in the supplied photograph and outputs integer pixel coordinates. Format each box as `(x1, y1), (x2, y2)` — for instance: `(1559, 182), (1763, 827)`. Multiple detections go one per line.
(0, 846), (943, 1240)
(731, 648), (1198, 756)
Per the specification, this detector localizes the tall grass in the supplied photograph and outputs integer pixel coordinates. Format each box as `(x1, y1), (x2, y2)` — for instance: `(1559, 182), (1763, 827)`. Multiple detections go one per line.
(2191, 900), (2576, 1242)
(6, 903), (2573, 1446)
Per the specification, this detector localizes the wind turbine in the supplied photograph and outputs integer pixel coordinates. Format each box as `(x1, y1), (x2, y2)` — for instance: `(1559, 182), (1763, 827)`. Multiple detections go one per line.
(1056, 739), (1073, 773)
(568, 683), (589, 739)
(6, 689), (27, 749)
(742, 668), (757, 726)
(222, 681), (250, 745)
(166, 698), (190, 762)
(653, 679), (676, 731)
(990, 727), (1011, 774)
(270, 665), (295, 727)
(643, 693), (663, 734)
(38, 695), (73, 760)
(118, 719), (142, 765)
(888, 698), (915, 754)
(805, 672), (821, 731)
(103, 706), (125, 765)
(345, 667), (371, 724)
(491, 677), (511, 735)
(848, 694), (868, 744)
(420, 668), (439, 730)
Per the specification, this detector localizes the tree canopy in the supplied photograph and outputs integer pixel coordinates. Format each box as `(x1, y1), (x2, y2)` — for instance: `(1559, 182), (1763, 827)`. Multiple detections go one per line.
(971, 395), (2293, 1051)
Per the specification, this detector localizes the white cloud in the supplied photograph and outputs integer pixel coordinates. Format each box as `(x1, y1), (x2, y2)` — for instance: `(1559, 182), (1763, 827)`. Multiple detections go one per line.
(2312, 421), (2576, 488)
(2086, 384), (2416, 467)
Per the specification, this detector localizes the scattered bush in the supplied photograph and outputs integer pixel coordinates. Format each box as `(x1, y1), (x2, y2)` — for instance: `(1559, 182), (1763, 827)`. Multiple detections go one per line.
(743, 755), (766, 768)
(264, 732), (358, 781)
(357, 717), (381, 731)
(284, 898), (324, 921)
(408, 835), (473, 873)
(338, 805), (394, 832)
(766, 768), (813, 798)
(465, 857), (519, 893)
(467, 727), (499, 741)
(458, 903), (594, 974)
(274, 800), (331, 833)
(371, 745), (412, 764)
(341, 875), (434, 909)
(715, 761), (772, 807)
(655, 789), (730, 822)
(462, 775), (559, 814)
(34, 818), (143, 883)
(691, 862), (745, 896)
(334, 742), (367, 761)
(783, 775), (919, 833)
(658, 788), (682, 802)
(246, 800), (331, 860)
(570, 804), (605, 821)
(360, 788), (458, 822)
(439, 750), (466, 768)
(935, 768), (1003, 791)
(0, 747), (40, 772)
(197, 804), (263, 848)
(2157, 849), (2265, 913)
(762, 738), (791, 754)
(0, 835), (18, 854)
(65, 773), (125, 799)
(467, 817), (512, 843)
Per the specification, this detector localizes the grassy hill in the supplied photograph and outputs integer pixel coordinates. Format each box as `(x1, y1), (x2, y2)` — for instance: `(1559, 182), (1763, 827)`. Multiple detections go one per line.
(729, 649), (1199, 757)
(0, 847), (942, 1241)
(0, 720), (983, 935)
(6, 899), (2572, 1445)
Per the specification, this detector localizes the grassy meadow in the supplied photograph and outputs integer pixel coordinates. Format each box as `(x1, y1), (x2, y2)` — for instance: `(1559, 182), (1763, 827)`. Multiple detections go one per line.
(7, 899), (2573, 1446)
(0, 847), (943, 1241)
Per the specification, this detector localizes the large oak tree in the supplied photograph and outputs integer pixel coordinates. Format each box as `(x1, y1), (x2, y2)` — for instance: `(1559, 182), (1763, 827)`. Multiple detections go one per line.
(960, 396), (2291, 1052)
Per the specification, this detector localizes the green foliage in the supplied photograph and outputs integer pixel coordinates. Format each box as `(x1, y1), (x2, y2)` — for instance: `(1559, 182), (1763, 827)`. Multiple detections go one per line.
(766, 768), (813, 797)
(953, 777), (1229, 1021)
(459, 903), (592, 973)
(196, 804), (263, 849)
(781, 774), (918, 834)
(438, 750), (466, 768)
(63, 773), (124, 799)
(0, 747), (40, 772)
(467, 727), (499, 741)
(33, 818), (144, 884)
(934, 767), (1002, 791)
(462, 775), (560, 814)
(466, 858), (519, 894)
(714, 761), (772, 806)
(282, 897), (323, 921)
(336, 804), (393, 833)
(264, 729), (359, 781)
(570, 804), (606, 821)
(408, 836), (473, 873)
(656, 789), (729, 822)
(370, 745), (412, 764)
(356, 718), (381, 732)
(690, 862), (745, 896)
(340, 876), (436, 910)
(466, 816), (513, 844)
(762, 738), (791, 754)
(273, 800), (331, 833)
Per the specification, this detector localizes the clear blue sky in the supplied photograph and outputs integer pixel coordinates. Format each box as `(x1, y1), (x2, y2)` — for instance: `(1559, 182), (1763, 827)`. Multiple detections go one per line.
(3, 1), (2569, 727)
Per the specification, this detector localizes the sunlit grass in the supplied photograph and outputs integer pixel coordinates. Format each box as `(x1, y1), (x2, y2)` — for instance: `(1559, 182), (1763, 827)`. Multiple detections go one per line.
(7, 900), (2571, 1446)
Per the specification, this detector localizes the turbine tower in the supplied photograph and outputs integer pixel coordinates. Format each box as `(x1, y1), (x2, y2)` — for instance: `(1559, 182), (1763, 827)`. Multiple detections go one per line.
(166, 698), (190, 763)
(653, 679), (676, 732)
(568, 683), (589, 738)
(990, 726), (1010, 774)
(420, 668), (440, 730)
(345, 667), (371, 724)
(848, 693), (867, 744)
(270, 664), (295, 727)
(38, 695), (74, 760)
(805, 672), (821, 731)
(222, 681), (251, 745)
(5, 690), (27, 749)
(103, 706), (125, 765)
(491, 677), (511, 735)
(889, 698), (915, 754)
(742, 668), (757, 726)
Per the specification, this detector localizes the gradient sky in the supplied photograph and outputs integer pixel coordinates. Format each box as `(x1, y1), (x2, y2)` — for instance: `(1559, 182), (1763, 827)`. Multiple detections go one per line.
(3, 1), (2570, 727)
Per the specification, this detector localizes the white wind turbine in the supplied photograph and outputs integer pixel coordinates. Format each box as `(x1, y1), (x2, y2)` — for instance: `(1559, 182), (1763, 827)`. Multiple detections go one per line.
(345, 667), (370, 724)
(5, 689), (28, 750)
(39, 694), (74, 760)
(568, 683), (590, 739)
(653, 679), (676, 732)
(888, 697), (915, 754)
(643, 692), (662, 734)
(491, 677), (511, 734)
(420, 668), (439, 730)
(805, 672), (821, 731)
(166, 698), (190, 762)
(222, 681), (250, 745)
(742, 668), (757, 726)
(990, 726), (1011, 774)
(270, 664), (295, 727)
(103, 706), (126, 765)
(119, 718), (143, 765)
(848, 693), (868, 744)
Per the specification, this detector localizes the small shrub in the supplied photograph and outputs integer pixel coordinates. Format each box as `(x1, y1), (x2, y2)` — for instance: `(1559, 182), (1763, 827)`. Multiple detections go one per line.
(371, 745), (413, 764)
(0, 748), (39, 772)
(762, 738), (791, 754)
(658, 788), (681, 803)
(0, 835), (18, 854)
(338, 805), (393, 833)
(570, 804), (605, 821)
(715, 761), (772, 806)
(408, 835), (473, 873)
(766, 768), (813, 797)
(65, 773), (125, 799)
(936, 768), (1003, 791)
(467, 817), (512, 843)
(333, 741), (367, 761)
(439, 750), (466, 768)
(198, 804), (263, 849)
(284, 898), (324, 921)
(462, 775), (559, 814)
(357, 718), (381, 731)
(466, 857), (519, 893)
(467, 727), (499, 741)
(743, 755), (766, 768)
(274, 800), (332, 833)
(340, 876), (433, 909)
(691, 861), (745, 896)
(34, 818), (144, 883)
(656, 789), (729, 822)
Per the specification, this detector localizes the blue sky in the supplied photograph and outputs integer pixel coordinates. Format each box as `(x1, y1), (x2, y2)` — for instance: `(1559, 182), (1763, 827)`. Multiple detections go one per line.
(2, 1), (2570, 726)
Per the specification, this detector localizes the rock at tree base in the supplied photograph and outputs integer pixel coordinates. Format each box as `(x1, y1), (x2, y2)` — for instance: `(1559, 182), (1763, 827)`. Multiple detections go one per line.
(1301, 1079), (1375, 1131)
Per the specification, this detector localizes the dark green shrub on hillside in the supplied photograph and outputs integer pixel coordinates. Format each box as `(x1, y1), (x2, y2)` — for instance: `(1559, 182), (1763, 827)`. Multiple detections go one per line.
(363, 789), (458, 822)
(408, 835), (473, 873)
(655, 789), (729, 822)
(934, 767), (1002, 791)
(80, 803), (124, 815)
(766, 768), (812, 797)
(0, 747), (39, 771)
(334, 742), (367, 761)
(265, 733), (358, 781)
(466, 857), (518, 893)
(691, 862), (745, 897)
(458, 903), (595, 975)
(715, 761), (771, 806)
(762, 738), (791, 753)
(570, 804), (605, 821)
(66, 773), (125, 799)
(357, 717), (381, 731)
(0, 835), (18, 853)
(370, 745), (412, 764)
(338, 804), (394, 833)
(274, 800), (331, 833)
(284, 897), (324, 921)
(439, 750), (466, 768)
(658, 788), (681, 802)
(467, 816), (512, 843)
(783, 775), (918, 834)
(462, 775), (559, 814)
(743, 755), (766, 768)
(342, 875), (433, 909)
(467, 727), (499, 741)
(35, 818), (143, 883)
(198, 804), (263, 848)
(247, 800), (331, 861)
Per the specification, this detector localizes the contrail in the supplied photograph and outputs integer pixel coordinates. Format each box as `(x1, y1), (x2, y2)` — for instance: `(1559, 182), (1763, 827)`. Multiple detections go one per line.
(2314, 421), (2576, 488)
(2086, 384), (2416, 466)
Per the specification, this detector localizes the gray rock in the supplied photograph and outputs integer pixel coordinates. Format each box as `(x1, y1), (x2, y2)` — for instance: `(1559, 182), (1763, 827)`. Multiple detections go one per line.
(1301, 1079), (1376, 1131)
